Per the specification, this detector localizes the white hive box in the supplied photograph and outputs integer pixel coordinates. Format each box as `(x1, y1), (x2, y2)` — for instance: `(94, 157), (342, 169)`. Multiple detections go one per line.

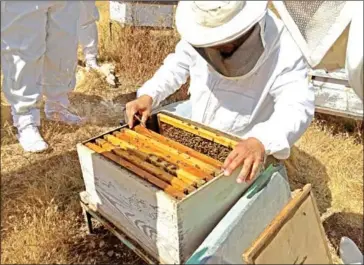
(309, 68), (363, 120)
(77, 111), (253, 264)
(109, 1), (176, 28)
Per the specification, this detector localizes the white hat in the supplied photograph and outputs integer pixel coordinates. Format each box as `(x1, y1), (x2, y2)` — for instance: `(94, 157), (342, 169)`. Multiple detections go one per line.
(175, 1), (268, 47)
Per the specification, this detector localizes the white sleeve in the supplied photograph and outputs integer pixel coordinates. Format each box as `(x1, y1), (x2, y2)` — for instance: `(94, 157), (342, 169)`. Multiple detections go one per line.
(346, 3), (363, 100)
(137, 40), (192, 109)
(245, 54), (315, 160)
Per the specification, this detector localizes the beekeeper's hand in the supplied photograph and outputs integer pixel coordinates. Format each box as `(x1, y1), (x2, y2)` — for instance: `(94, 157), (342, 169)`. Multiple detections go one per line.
(222, 138), (265, 183)
(125, 95), (153, 128)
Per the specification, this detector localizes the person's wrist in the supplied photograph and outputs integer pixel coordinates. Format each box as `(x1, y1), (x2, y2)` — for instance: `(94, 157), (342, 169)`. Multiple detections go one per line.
(248, 137), (265, 154)
(138, 94), (153, 105)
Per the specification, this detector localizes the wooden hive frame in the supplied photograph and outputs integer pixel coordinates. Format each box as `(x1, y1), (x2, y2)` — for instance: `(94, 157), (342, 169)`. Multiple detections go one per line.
(82, 111), (239, 201)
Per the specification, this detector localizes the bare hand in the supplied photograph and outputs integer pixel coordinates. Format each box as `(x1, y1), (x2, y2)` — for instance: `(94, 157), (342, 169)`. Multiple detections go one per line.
(222, 137), (265, 183)
(125, 95), (153, 128)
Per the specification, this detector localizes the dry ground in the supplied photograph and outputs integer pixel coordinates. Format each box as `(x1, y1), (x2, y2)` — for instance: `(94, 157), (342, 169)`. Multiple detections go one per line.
(1, 2), (363, 264)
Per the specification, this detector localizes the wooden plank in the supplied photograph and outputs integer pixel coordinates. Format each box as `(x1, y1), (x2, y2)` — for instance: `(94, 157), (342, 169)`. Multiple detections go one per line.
(157, 111), (243, 143)
(242, 184), (312, 263)
(309, 188), (333, 263)
(157, 113), (239, 148)
(134, 125), (223, 169)
(113, 132), (209, 187)
(242, 184), (332, 264)
(84, 143), (185, 200)
(315, 106), (363, 121)
(95, 139), (193, 194)
(308, 68), (348, 81)
(95, 138), (115, 151)
(124, 128), (219, 176)
(185, 168), (291, 264)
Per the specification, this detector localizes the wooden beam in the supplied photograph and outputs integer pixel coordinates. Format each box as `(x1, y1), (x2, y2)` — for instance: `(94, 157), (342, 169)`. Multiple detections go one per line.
(315, 106), (363, 121)
(95, 138), (116, 151)
(309, 187), (334, 263)
(157, 113), (238, 148)
(134, 125), (223, 169)
(84, 142), (185, 200)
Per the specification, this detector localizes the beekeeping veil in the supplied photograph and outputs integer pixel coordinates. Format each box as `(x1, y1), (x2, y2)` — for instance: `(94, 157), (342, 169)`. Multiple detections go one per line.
(175, 1), (269, 78)
(271, 1), (363, 100)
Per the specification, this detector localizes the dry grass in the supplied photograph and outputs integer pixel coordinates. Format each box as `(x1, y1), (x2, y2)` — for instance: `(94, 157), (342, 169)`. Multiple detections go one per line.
(1, 2), (363, 264)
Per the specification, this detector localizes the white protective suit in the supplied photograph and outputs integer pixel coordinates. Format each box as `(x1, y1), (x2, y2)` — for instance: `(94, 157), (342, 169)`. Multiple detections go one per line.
(78, 1), (116, 86)
(137, 11), (315, 160)
(1, 1), (81, 151)
(79, 1), (99, 65)
(1, 1), (80, 121)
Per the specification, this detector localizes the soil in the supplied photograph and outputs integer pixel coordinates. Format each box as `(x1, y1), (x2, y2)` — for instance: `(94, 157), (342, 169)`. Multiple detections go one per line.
(160, 123), (232, 162)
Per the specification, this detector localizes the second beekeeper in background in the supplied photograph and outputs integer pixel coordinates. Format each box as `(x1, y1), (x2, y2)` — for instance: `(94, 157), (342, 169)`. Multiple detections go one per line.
(79, 1), (116, 86)
(1, 1), (83, 152)
(126, 1), (315, 183)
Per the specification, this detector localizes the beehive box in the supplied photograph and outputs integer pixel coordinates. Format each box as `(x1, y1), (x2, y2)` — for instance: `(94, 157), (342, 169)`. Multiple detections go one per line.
(109, 1), (176, 28)
(77, 111), (254, 264)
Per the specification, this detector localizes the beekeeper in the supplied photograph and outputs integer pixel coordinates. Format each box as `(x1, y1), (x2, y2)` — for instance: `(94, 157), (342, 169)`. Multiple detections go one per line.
(1, 1), (82, 152)
(126, 1), (315, 183)
(79, 1), (116, 86)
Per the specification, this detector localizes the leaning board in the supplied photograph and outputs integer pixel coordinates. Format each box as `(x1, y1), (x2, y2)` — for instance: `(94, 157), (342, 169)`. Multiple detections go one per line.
(185, 165), (292, 264)
(243, 184), (333, 264)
